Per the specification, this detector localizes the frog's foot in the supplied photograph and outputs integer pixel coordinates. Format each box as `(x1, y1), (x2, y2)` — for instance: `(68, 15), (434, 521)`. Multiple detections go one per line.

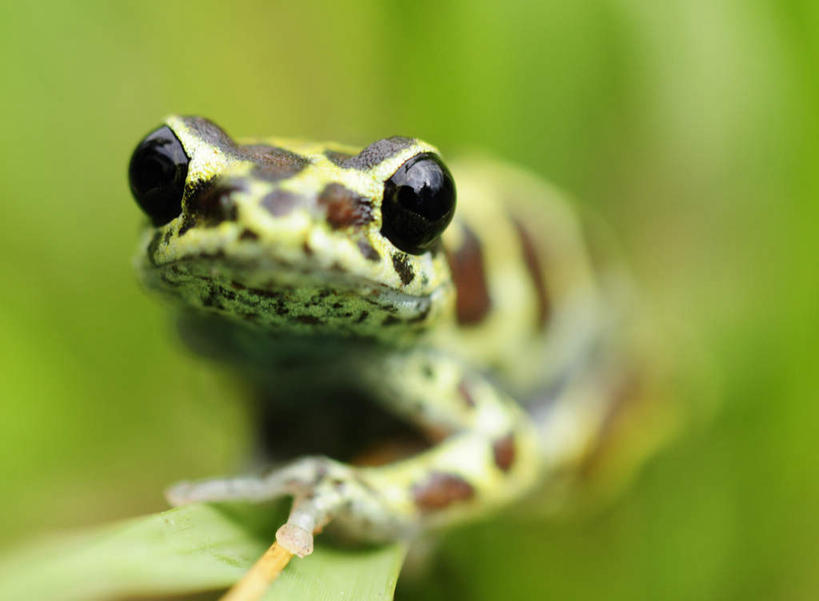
(165, 457), (378, 558)
(274, 459), (393, 557)
(165, 456), (335, 505)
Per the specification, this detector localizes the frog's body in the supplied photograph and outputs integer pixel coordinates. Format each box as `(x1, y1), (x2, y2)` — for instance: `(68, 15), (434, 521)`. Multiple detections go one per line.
(131, 116), (661, 557)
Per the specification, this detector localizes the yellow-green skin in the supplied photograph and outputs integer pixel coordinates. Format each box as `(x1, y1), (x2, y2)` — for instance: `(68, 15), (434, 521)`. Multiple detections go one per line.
(137, 116), (657, 557)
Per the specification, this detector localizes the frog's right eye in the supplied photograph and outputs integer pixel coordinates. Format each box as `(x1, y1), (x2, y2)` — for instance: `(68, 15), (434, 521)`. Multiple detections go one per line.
(129, 126), (190, 226)
(380, 153), (456, 255)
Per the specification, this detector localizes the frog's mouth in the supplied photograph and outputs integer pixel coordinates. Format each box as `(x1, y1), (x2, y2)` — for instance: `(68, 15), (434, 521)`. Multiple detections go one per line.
(140, 249), (448, 336)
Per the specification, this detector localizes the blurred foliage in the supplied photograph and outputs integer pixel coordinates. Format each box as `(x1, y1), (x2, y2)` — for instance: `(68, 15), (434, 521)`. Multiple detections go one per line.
(0, 1), (816, 599)
(0, 503), (405, 601)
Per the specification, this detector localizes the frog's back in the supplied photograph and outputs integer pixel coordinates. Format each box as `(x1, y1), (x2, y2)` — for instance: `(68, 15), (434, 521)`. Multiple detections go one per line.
(439, 157), (672, 493)
(435, 157), (605, 394)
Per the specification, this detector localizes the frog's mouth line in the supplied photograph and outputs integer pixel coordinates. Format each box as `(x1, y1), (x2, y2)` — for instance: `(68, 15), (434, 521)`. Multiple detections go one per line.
(145, 254), (441, 303)
(141, 253), (448, 329)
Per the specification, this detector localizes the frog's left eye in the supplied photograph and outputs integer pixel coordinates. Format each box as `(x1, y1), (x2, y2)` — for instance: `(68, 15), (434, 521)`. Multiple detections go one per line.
(380, 153), (456, 255)
(129, 126), (190, 226)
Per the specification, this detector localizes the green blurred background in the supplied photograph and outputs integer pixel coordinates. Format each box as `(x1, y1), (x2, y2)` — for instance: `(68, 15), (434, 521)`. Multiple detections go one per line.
(1, 1), (816, 599)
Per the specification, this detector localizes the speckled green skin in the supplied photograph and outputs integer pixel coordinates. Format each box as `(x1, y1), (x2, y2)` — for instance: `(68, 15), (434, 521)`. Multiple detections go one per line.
(137, 116), (658, 557)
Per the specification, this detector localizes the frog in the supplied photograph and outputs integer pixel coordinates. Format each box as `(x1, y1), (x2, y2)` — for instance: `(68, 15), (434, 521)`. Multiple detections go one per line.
(128, 116), (665, 559)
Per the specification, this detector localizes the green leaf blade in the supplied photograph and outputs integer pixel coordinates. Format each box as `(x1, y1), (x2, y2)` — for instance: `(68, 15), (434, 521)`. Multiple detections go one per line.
(0, 504), (406, 601)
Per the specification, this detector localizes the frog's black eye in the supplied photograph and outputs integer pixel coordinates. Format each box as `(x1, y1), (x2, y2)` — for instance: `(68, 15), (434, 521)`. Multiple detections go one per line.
(128, 125), (190, 226)
(380, 153), (456, 255)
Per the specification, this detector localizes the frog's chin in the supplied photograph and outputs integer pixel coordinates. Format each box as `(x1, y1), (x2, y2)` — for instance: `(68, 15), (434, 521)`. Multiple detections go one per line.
(140, 254), (449, 334)
(145, 254), (438, 303)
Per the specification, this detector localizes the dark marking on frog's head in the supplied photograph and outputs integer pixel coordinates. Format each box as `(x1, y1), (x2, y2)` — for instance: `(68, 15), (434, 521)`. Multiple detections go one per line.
(324, 149), (355, 167)
(261, 189), (302, 217)
(392, 253), (415, 285)
(239, 144), (309, 182)
(182, 116), (235, 149)
(338, 136), (415, 171)
(184, 181), (242, 228)
(318, 183), (374, 229)
(356, 238), (380, 262)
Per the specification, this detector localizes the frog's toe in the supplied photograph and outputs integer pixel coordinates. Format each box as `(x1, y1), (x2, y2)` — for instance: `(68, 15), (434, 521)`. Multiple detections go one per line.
(163, 457), (349, 508)
(276, 523), (314, 557)
(164, 473), (294, 506)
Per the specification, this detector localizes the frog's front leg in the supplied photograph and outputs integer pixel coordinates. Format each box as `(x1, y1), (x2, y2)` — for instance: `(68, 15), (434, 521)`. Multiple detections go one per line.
(168, 350), (543, 557)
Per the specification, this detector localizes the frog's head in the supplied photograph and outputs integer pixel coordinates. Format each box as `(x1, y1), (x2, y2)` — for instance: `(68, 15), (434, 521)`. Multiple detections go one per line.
(129, 116), (456, 338)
